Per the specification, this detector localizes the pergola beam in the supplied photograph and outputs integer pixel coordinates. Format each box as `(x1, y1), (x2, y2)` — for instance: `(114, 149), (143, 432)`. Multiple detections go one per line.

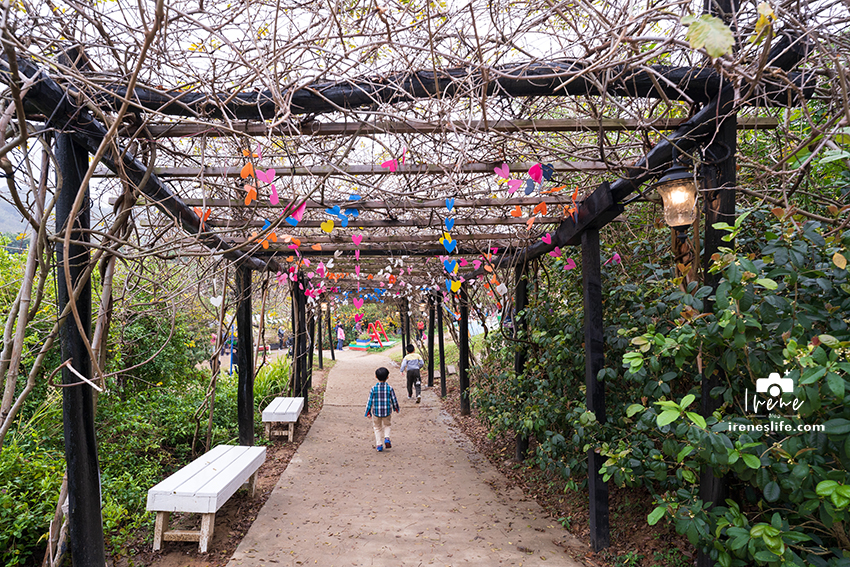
(94, 160), (618, 179)
(99, 60), (811, 120)
(137, 116), (779, 138)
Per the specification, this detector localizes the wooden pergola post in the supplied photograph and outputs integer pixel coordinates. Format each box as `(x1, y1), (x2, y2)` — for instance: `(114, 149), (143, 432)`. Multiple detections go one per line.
(56, 132), (107, 566)
(403, 298), (411, 348)
(327, 303), (335, 361)
(437, 293), (447, 398)
(307, 309), (315, 388)
(582, 228), (609, 551)
(427, 293), (435, 388)
(317, 303), (323, 370)
(399, 300), (406, 348)
(514, 261), (529, 461)
(459, 286), (471, 416)
(294, 273), (309, 408)
(236, 264), (255, 446)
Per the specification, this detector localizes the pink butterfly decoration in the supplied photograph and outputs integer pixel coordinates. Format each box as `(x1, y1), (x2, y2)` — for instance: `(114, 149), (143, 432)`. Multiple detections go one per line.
(604, 252), (622, 266)
(541, 233), (552, 244)
(352, 234), (363, 246)
(549, 247), (562, 258)
(528, 163), (543, 184)
(256, 168), (276, 184)
(307, 272), (315, 279)
(459, 258), (468, 267)
(491, 247), (499, 254)
(276, 271), (286, 285)
(507, 179), (523, 194)
(473, 260), (482, 270)
(355, 313), (364, 323)
(288, 200), (307, 222)
(355, 250), (361, 260)
(564, 258), (576, 270)
(355, 265), (361, 276)
(353, 298), (364, 309)
(255, 143), (263, 160)
(494, 163), (510, 179)
(269, 185), (279, 205)
(380, 146), (407, 172)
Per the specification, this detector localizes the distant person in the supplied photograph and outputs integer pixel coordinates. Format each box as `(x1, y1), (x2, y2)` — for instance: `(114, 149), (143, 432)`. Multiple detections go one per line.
(278, 326), (285, 350)
(400, 344), (424, 403)
(336, 324), (345, 350)
(365, 367), (399, 452)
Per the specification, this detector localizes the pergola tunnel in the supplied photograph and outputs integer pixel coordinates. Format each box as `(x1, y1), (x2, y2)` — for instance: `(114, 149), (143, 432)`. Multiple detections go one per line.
(0, 0), (845, 565)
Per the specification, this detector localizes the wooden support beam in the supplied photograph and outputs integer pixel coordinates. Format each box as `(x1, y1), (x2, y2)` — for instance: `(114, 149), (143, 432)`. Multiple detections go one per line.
(437, 293), (447, 398)
(56, 132), (108, 567)
(202, 216), (561, 230)
(307, 310), (315, 389)
(135, 194), (596, 211)
(295, 273), (309, 408)
(94, 160), (618, 179)
(427, 293), (436, 388)
(326, 305), (335, 361)
(459, 286), (471, 416)
(98, 60), (811, 120)
(236, 265), (255, 446)
(514, 261), (529, 462)
(0, 54), (276, 273)
(582, 228), (609, 551)
(317, 304), (323, 370)
(137, 116), (779, 138)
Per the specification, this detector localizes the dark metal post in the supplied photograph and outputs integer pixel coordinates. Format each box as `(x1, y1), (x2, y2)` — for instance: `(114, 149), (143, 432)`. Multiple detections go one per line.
(399, 301), (406, 348)
(459, 286), (470, 416)
(514, 261), (530, 461)
(403, 298), (411, 347)
(294, 273), (309, 408)
(582, 228), (609, 551)
(56, 133), (107, 567)
(236, 265), (255, 446)
(307, 309), (315, 388)
(317, 304), (323, 370)
(327, 304), (335, 361)
(437, 293), (447, 398)
(427, 293), (435, 387)
(697, 5), (736, 566)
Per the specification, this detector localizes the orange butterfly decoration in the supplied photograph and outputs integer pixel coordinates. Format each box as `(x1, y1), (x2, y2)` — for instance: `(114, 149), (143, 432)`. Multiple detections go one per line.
(526, 217), (535, 230)
(244, 184), (257, 206)
(240, 162), (255, 179)
(533, 202), (547, 215)
(193, 207), (211, 231)
(510, 205), (522, 218)
(542, 185), (567, 195)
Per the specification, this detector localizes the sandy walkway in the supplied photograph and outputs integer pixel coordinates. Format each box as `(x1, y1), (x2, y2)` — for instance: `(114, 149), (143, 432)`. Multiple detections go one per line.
(226, 346), (585, 567)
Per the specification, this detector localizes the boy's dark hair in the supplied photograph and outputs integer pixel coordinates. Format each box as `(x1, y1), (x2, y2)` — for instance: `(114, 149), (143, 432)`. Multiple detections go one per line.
(406, 344), (415, 353)
(375, 367), (390, 382)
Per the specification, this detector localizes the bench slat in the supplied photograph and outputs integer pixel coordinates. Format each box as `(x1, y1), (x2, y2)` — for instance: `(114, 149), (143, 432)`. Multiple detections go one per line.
(262, 396), (304, 423)
(147, 445), (265, 514)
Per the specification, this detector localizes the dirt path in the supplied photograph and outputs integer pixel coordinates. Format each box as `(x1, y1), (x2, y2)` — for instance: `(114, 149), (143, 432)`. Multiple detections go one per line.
(226, 346), (585, 567)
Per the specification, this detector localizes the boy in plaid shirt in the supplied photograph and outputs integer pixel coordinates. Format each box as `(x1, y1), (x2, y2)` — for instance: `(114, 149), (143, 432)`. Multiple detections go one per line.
(365, 367), (400, 452)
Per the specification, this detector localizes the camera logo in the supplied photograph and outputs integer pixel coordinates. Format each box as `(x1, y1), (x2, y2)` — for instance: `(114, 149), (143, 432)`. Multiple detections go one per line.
(755, 372), (795, 397)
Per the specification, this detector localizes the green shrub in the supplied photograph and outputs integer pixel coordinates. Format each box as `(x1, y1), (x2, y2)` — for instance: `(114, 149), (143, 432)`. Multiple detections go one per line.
(473, 210), (850, 566)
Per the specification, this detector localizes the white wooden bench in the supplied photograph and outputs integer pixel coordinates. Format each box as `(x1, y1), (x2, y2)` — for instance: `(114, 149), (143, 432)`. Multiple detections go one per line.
(146, 444), (266, 553)
(262, 396), (304, 440)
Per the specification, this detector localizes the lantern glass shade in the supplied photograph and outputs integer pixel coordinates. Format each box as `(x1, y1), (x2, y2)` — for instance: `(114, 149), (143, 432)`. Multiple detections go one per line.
(320, 302), (328, 312)
(655, 166), (698, 229)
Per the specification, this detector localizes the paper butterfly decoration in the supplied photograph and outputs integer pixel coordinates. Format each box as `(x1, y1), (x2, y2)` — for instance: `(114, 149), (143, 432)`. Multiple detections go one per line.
(353, 298), (364, 309)
(243, 184), (257, 206)
(210, 295), (223, 307)
(193, 207), (211, 231)
(549, 246), (562, 258)
(284, 200), (307, 226)
(524, 179), (535, 196)
(541, 163), (554, 181)
(541, 233), (552, 244)
(256, 169), (279, 205)
(444, 218), (455, 231)
(494, 163), (510, 179)
(507, 179), (523, 194)
(533, 202), (548, 215)
(240, 162), (254, 180)
(564, 258), (577, 271)
(321, 219), (335, 233)
(381, 146), (407, 172)
(352, 234), (363, 246)
(528, 163), (543, 184)
(445, 198), (455, 212)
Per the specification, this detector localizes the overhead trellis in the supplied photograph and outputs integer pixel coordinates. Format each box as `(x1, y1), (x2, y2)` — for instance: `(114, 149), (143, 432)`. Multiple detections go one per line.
(0, 0), (846, 564)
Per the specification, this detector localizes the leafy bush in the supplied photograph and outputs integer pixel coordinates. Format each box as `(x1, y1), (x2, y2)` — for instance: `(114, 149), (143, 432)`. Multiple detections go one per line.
(473, 210), (850, 566)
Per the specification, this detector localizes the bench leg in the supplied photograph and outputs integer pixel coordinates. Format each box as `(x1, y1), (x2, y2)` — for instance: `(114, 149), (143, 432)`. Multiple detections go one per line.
(264, 422), (270, 438)
(153, 511), (169, 551)
(287, 422), (295, 441)
(247, 471), (258, 498)
(199, 513), (215, 553)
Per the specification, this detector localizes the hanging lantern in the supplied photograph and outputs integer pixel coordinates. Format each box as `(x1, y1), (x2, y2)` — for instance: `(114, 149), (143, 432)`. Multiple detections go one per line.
(654, 164), (698, 229)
